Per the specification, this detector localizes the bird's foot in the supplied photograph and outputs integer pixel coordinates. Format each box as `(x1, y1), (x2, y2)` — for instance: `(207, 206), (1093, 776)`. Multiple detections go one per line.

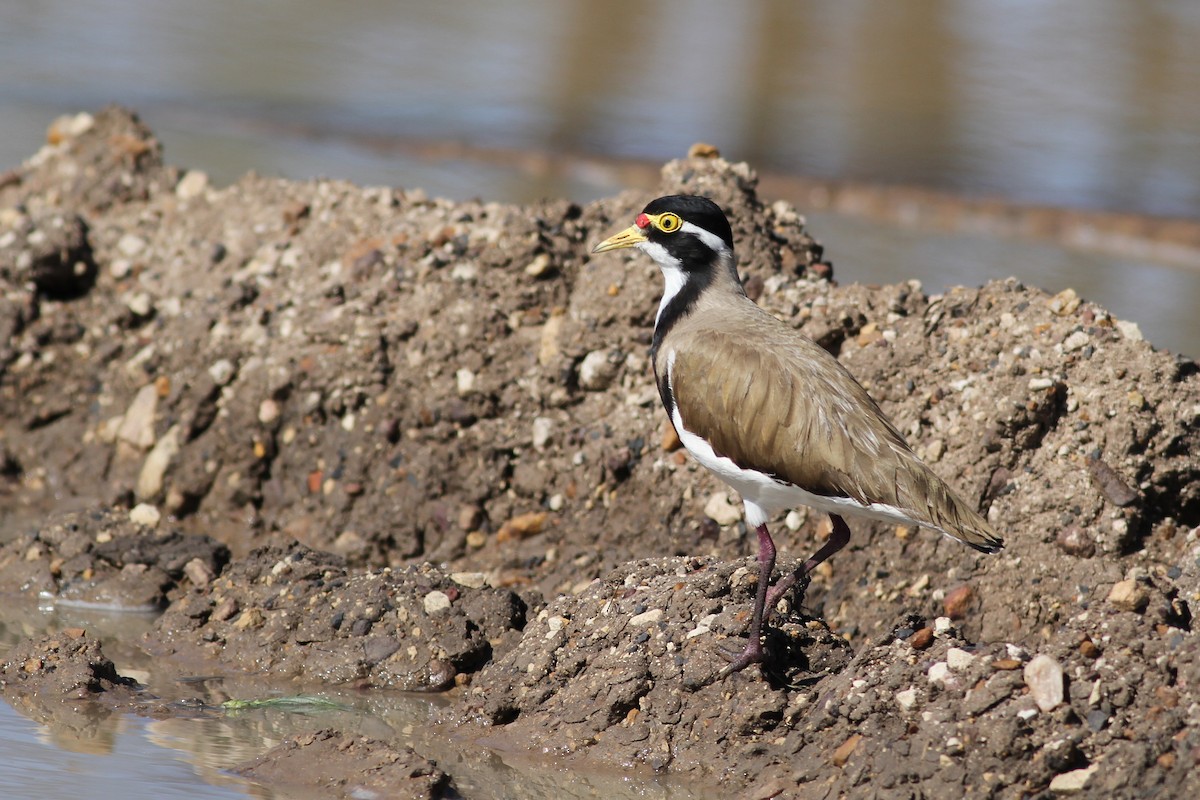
(715, 636), (765, 678)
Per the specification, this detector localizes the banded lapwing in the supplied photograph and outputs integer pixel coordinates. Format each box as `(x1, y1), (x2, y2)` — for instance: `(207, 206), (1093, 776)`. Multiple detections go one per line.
(593, 195), (1003, 675)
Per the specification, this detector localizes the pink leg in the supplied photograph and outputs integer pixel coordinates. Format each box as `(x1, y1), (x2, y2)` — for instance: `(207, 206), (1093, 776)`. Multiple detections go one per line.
(719, 514), (852, 677)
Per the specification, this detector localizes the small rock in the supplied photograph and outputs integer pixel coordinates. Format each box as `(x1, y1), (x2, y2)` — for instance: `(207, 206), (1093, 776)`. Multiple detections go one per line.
(1047, 288), (1080, 316)
(661, 422), (681, 452)
(496, 511), (549, 542)
(258, 399), (280, 425)
(703, 491), (743, 526)
(933, 616), (953, 635)
(183, 558), (215, 586)
(524, 252), (553, 277)
(1049, 764), (1098, 794)
(578, 349), (620, 391)
(450, 572), (487, 589)
(531, 416), (554, 450)
(1024, 653), (1065, 711)
(208, 359), (236, 386)
(136, 424), (181, 499)
(630, 608), (663, 626)
(831, 733), (861, 767)
(1115, 319), (1143, 342)
(423, 591), (452, 614)
(895, 687), (919, 711)
(946, 647), (976, 671)
(1107, 579), (1149, 613)
(909, 627), (934, 650)
(942, 584), (974, 619)
(175, 170), (209, 200)
(455, 368), (476, 396)
(928, 661), (955, 687)
(1056, 525), (1096, 557)
(129, 503), (161, 527)
(116, 383), (160, 449)
(117, 233), (147, 257)
(125, 291), (154, 317)
(1062, 330), (1090, 352)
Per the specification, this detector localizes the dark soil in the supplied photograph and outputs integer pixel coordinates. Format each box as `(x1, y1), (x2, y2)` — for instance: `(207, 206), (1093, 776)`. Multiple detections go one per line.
(2, 106), (1199, 798)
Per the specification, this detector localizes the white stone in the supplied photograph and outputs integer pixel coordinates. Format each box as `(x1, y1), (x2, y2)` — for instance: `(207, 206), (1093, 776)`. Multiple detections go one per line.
(129, 503), (161, 527)
(175, 170), (209, 200)
(208, 359), (236, 386)
(946, 647), (976, 671)
(450, 572), (487, 589)
(422, 590), (452, 615)
(531, 416), (554, 450)
(927, 661), (956, 687)
(1024, 653), (1065, 712)
(137, 424), (181, 499)
(456, 368), (476, 396)
(125, 290), (152, 317)
(1115, 320), (1143, 342)
(704, 491), (743, 526)
(630, 608), (663, 626)
(1049, 764), (1098, 794)
(933, 616), (953, 635)
(895, 687), (919, 711)
(578, 349), (620, 391)
(1062, 330), (1090, 352)
(116, 384), (159, 449)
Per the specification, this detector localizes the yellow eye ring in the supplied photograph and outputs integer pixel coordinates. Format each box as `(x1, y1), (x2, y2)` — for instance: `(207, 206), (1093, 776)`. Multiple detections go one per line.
(656, 213), (682, 233)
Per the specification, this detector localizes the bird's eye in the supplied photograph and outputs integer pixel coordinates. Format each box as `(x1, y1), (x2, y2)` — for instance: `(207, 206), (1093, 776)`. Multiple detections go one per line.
(657, 213), (682, 233)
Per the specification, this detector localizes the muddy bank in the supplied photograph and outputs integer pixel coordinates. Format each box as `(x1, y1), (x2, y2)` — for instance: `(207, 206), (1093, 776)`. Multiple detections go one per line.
(2, 107), (1199, 798)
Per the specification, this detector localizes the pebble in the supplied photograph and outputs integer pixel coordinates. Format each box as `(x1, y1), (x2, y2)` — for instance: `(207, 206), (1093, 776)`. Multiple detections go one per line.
(1115, 319), (1143, 342)
(175, 170), (209, 200)
(531, 416), (553, 450)
(933, 616), (953, 635)
(831, 733), (861, 767)
(909, 627), (934, 650)
(496, 511), (549, 542)
(630, 608), (663, 626)
(578, 349), (620, 391)
(423, 590), (452, 614)
(927, 661), (955, 687)
(450, 572), (487, 589)
(183, 557), (215, 586)
(1024, 653), (1065, 711)
(117, 233), (147, 257)
(895, 687), (919, 711)
(129, 503), (161, 527)
(258, 398), (280, 424)
(1062, 330), (1090, 352)
(116, 383), (160, 449)
(524, 252), (553, 277)
(126, 291), (154, 317)
(137, 423), (181, 499)
(942, 584), (974, 619)
(455, 368), (476, 396)
(208, 359), (236, 386)
(1048, 764), (1098, 794)
(1046, 288), (1081, 316)
(1107, 579), (1149, 613)
(946, 647), (976, 671)
(703, 491), (743, 526)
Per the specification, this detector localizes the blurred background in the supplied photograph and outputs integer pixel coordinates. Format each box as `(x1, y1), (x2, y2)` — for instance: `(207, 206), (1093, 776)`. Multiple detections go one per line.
(2, 0), (1198, 354)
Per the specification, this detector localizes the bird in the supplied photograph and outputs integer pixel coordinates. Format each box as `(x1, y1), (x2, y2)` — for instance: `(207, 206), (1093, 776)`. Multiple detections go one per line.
(592, 195), (1003, 676)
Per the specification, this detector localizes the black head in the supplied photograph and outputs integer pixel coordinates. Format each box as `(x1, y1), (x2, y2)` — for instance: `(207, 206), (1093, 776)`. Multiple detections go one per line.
(592, 195), (735, 269)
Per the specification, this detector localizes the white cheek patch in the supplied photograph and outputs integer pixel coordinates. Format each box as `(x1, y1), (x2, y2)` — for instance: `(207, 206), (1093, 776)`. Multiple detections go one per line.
(637, 240), (682, 269)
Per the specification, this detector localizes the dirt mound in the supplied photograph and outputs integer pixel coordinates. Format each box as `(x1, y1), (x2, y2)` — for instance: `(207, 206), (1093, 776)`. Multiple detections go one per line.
(2, 106), (1199, 797)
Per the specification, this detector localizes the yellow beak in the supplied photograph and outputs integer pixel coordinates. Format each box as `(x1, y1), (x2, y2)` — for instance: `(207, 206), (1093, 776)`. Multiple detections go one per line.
(592, 224), (648, 254)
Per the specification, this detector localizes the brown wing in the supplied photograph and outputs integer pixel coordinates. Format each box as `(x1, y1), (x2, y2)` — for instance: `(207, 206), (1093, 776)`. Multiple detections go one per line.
(668, 317), (1002, 552)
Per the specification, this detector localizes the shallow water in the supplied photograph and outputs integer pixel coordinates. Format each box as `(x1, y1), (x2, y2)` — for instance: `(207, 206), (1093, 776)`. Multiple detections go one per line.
(0, 599), (708, 799)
